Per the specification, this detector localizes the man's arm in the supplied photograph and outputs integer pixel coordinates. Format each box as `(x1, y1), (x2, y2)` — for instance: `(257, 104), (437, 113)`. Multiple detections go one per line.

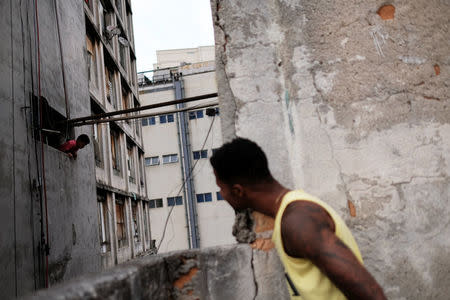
(281, 201), (387, 300)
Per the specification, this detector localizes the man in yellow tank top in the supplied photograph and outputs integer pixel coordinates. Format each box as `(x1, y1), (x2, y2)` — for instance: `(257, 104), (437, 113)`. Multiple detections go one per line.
(210, 138), (387, 300)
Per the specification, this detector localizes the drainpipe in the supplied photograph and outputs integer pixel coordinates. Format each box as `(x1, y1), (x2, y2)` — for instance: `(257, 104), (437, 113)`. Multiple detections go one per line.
(175, 86), (192, 248)
(174, 76), (200, 248)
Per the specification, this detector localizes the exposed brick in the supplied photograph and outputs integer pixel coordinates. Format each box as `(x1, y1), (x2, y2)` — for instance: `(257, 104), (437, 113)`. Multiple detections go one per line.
(173, 267), (199, 289)
(348, 200), (356, 217)
(251, 238), (275, 252)
(377, 5), (395, 20)
(434, 64), (440, 76)
(252, 211), (274, 233)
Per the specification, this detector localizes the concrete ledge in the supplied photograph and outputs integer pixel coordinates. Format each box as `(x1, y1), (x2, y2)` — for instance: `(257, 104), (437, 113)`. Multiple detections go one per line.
(22, 244), (288, 300)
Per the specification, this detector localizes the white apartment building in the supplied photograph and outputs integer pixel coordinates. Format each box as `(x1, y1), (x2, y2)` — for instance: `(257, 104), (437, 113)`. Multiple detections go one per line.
(138, 46), (235, 253)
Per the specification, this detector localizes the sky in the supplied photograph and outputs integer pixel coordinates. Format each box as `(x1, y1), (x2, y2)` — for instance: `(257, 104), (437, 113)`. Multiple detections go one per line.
(131, 0), (215, 72)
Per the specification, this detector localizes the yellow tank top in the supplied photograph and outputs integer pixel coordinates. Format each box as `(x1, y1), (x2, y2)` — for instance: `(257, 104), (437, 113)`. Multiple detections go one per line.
(272, 190), (363, 300)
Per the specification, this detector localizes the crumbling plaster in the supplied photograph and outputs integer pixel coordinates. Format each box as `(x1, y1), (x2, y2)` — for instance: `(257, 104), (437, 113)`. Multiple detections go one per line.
(212, 0), (450, 299)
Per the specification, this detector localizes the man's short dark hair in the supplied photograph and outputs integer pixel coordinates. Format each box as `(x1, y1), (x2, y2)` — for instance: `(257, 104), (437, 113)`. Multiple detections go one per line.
(77, 134), (90, 145)
(210, 137), (273, 184)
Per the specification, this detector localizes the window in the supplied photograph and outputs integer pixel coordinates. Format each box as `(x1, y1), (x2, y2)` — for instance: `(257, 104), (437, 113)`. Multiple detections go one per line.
(103, 10), (113, 47)
(92, 117), (103, 167)
(193, 150), (208, 160)
(135, 101), (140, 136)
(115, 198), (127, 248)
(149, 117), (156, 125)
(168, 196), (183, 206)
(188, 110), (204, 120)
(110, 129), (121, 172)
(105, 66), (116, 107)
(149, 198), (163, 209)
(188, 109), (205, 120)
(144, 156), (159, 166)
(131, 201), (140, 243)
(98, 1), (105, 34)
(86, 35), (97, 88)
(97, 193), (110, 253)
(143, 202), (149, 245)
(127, 143), (135, 183)
(162, 154), (178, 164)
(196, 193), (212, 203)
(217, 192), (224, 200)
(159, 115), (167, 124)
(115, 0), (122, 19)
(167, 114), (174, 123)
(127, 12), (134, 43)
(142, 118), (148, 126)
(119, 42), (127, 71)
(139, 154), (145, 187)
(122, 89), (130, 124)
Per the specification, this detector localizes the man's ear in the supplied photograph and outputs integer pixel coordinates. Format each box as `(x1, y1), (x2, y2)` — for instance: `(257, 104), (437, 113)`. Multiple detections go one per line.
(231, 184), (244, 198)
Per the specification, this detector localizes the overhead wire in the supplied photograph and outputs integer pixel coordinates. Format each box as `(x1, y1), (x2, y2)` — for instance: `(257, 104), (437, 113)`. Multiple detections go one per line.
(157, 115), (216, 253)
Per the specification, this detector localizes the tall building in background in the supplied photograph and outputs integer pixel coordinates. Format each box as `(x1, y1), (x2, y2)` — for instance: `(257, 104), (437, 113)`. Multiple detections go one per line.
(84, 0), (151, 268)
(138, 46), (235, 253)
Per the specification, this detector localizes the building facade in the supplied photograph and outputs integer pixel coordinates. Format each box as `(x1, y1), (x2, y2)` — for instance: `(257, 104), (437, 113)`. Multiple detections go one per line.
(138, 46), (235, 253)
(84, 0), (152, 268)
(0, 0), (149, 298)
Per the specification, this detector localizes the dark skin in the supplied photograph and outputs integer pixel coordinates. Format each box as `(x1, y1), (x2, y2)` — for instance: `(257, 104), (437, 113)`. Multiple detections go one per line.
(214, 171), (387, 300)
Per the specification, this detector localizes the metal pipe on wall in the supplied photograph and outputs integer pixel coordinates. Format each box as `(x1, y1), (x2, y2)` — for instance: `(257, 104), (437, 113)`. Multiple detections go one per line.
(175, 79), (200, 249)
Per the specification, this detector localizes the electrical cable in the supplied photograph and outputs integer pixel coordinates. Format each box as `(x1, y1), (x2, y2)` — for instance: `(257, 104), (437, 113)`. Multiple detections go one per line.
(156, 115), (216, 253)
(31, 0), (45, 287)
(34, 0), (50, 288)
(53, 0), (70, 140)
(21, 0), (38, 289)
(10, 0), (18, 295)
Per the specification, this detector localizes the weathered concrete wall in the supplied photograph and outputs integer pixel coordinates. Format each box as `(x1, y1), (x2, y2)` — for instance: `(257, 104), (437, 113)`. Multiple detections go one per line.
(212, 0), (450, 299)
(23, 244), (289, 300)
(0, 0), (100, 298)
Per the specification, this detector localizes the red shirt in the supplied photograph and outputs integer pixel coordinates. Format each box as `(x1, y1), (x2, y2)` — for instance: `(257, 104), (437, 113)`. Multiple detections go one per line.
(58, 140), (79, 156)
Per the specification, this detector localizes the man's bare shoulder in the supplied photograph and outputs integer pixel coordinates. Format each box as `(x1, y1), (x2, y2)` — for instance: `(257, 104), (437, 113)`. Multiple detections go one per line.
(280, 200), (335, 258)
